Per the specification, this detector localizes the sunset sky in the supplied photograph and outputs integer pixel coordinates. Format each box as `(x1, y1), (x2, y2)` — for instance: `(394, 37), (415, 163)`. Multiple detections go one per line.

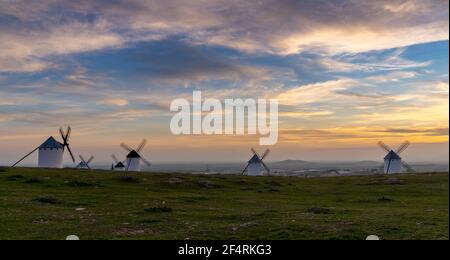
(0, 0), (448, 164)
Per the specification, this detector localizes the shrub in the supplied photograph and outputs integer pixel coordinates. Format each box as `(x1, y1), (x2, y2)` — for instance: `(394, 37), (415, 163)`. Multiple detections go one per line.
(24, 178), (44, 184)
(308, 207), (331, 214)
(117, 176), (140, 183)
(32, 196), (61, 205)
(67, 180), (95, 187)
(144, 207), (173, 213)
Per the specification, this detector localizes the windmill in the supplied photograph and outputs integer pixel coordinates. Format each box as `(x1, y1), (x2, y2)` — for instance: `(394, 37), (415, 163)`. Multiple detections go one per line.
(120, 139), (151, 172)
(11, 126), (76, 168)
(76, 155), (94, 170)
(242, 148), (270, 176)
(111, 154), (126, 171)
(378, 141), (414, 174)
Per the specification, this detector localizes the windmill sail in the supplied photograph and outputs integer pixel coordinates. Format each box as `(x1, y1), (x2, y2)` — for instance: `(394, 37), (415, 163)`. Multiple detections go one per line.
(60, 126), (75, 163)
(379, 141), (413, 174)
(120, 139), (151, 172)
(242, 148), (271, 176)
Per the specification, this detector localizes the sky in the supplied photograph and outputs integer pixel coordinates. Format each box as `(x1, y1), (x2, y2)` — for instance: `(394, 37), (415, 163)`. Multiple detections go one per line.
(0, 0), (448, 164)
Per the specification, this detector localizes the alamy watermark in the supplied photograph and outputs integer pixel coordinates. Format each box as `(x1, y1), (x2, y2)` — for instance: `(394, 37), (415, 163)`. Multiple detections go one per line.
(170, 91), (279, 145)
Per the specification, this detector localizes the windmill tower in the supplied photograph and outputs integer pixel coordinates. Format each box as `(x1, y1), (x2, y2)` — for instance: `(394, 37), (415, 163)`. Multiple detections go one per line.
(111, 154), (126, 171)
(120, 139), (151, 172)
(378, 141), (414, 174)
(242, 148), (270, 176)
(76, 155), (94, 170)
(12, 126), (75, 168)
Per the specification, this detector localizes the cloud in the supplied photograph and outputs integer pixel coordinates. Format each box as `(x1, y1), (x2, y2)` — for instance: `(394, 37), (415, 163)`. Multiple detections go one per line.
(275, 78), (360, 106)
(125, 40), (244, 82)
(371, 127), (449, 136)
(201, 0), (448, 55)
(272, 19), (447, 55)
(367, 71), (418, 82)
(319, 48), (432, 73)
(273, 76), (449, 141)
(0, 19), (124, 72)
(100, 98), (129, 107)
(0, 0), (447, 73)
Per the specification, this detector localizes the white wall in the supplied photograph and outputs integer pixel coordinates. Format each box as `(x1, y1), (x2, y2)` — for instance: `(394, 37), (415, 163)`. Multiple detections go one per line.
(38, 148), (64, 168)
(127, 158), (141, 172)
(247, 162), (262, 176)
(384, 159), (402, 174)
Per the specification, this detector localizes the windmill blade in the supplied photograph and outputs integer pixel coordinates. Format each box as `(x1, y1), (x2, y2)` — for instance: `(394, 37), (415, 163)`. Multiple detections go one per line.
(396, 141), (410, 155)
(261, 161), (270, 175)
(120, 143), (133, 152)
(79, 155), (86, 164)
(59, 128), (66, 142)
(137, 139), (147, 153)
(378, 141), (392, 153)
(261, 149), (271, 160)
(66, 145), (76, 163)
(111, 154), (119, 163)
(251, 148), (260, 158)
(11, 147), (39, 167)
(140, 156), (152, 167)
(241, 164), (249, 175)
(87, 156), (94, 164)
(402, 161), (415, 172)
(65, 126), (72, 142)
(78, 155), (90, 169)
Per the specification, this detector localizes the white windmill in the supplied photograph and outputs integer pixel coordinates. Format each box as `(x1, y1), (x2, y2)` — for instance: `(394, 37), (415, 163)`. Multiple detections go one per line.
(111, 154), (126, 171)
(242, 148), (271, 176)
(378, 141), (414, 174)
(76, 155), (94, 170)
(12, 126), (75, 168)
(120, 139), (151, 172)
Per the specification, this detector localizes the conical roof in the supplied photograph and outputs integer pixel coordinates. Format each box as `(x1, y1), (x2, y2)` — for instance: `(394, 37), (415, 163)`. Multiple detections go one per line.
(115, 162), (125, 168)
(126, 150), (141, 158)
(384, 150), (401, 160)
(248, 154), (261, 164)
(76, 162), (88, 168)
(39, 136), (64, 149)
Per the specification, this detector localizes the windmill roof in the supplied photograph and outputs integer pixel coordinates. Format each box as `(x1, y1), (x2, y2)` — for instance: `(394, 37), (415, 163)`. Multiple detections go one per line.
(39, 136), (64, 149)
(115, 162), (125, 168)
(248, 154), (261, 164)
(126, 150), (141, 158)
(76, 162), (87, 168)
(384, 150), (402, 160)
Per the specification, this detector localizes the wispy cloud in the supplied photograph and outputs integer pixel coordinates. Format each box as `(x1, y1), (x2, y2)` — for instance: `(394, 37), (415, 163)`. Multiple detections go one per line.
(0, 19), (124, 72)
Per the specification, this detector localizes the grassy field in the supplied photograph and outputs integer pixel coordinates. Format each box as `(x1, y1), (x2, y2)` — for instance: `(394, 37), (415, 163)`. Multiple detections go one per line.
(0, 167), (448, 240)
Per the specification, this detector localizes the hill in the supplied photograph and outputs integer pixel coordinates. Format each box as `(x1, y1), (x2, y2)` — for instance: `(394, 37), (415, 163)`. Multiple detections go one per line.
(0, 167), (448, 240)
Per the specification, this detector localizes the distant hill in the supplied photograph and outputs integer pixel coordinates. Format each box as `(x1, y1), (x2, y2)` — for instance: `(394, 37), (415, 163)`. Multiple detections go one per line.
(272, 160), (382, 170)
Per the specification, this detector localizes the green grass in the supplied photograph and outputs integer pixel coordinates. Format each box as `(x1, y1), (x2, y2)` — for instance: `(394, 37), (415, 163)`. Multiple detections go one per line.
(0, 167), (448, 240)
